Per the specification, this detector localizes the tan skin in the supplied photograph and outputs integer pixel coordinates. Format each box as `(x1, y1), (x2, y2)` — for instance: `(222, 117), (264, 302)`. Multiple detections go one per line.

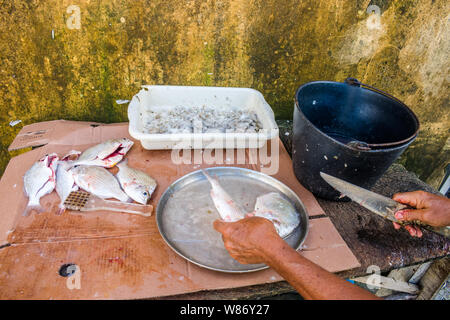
(214, 217), (380, 300)
(213, 191), (450, 300)
(392, 191), (450, 237)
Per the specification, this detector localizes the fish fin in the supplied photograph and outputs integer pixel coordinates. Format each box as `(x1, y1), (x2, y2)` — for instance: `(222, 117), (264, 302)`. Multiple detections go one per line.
(117, 158), (128, 168)
(115, 193), (133, 203)
(56, 205), (65, 215)
(23, 204), (44, 216)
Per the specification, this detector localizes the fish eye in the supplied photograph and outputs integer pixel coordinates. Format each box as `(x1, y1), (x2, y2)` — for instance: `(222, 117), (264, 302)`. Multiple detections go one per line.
(142, 191), (148, 196)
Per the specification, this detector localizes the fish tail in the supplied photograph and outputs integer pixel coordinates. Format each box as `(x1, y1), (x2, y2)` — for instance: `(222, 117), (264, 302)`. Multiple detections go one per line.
(23, 203), (44, 216)
(56, 203), (66, 215)
(202, 169), (214, 183)
(70, 159), (80, 167)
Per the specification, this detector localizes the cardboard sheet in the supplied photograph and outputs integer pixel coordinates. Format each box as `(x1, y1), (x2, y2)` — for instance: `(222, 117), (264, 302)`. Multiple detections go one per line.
(0, 120), (360, 299)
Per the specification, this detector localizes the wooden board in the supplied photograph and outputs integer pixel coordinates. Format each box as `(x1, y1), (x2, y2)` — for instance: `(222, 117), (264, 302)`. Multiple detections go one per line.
(0, 120), (360, 299)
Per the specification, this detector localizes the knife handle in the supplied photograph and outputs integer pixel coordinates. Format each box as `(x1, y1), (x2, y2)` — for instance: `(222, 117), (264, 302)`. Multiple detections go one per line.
(393, 204), (450, 238)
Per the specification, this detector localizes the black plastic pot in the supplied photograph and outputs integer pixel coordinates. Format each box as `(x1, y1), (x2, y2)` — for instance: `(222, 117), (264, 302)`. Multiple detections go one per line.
(292, 78), (419, 201)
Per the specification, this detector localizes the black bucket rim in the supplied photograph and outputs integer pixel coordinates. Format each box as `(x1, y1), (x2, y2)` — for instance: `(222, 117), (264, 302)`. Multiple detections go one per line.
(294, 79), (420, 151)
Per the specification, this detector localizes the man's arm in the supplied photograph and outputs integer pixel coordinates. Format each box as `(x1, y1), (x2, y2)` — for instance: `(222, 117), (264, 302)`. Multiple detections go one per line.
(213, 217), (380, 300)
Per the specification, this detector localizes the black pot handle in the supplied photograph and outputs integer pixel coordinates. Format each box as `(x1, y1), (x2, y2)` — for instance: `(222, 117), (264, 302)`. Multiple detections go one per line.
(344, 77), (406, 106)
(344, 77), (419, 148)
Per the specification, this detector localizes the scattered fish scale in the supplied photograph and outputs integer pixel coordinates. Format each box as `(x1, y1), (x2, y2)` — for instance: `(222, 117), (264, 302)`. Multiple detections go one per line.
(143, 106), (262, 134)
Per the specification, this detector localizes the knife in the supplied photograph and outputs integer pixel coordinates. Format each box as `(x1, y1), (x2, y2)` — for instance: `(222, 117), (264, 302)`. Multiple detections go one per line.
(320, 172), (450, 238)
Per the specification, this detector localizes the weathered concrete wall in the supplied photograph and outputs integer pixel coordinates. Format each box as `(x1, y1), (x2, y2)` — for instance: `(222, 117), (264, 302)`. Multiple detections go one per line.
(0, 0), (448, 186)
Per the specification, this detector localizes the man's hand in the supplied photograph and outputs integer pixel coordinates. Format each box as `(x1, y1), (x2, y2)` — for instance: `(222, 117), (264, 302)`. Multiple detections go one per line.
(213, 216), (282, 264)
(213, 214), (379, 300)
(392, 191), (450, 237)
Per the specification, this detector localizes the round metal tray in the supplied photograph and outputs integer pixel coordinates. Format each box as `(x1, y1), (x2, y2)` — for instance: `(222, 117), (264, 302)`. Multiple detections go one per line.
(156, 167), (309, 273)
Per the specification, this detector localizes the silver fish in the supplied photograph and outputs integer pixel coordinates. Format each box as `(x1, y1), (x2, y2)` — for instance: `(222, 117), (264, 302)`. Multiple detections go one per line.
(70, 165), (131, 202)
(74, 138), (134, 168)
(55, 150), (81, 214)
(252, 192), (300, 238)
(202, 170), (245, 222)
(115, 159), (157, 204)
(23, 153), (59, 216)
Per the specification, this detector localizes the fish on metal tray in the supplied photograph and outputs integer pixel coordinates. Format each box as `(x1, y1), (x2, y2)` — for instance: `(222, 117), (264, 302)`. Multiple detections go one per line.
(23, 153), (59, 216)
(115, 159), (157, 204)
(251, 192), (300, 238)
(73, 138), (133, 168)
(202, 169), (245, 222)
(202, 170), (299, 237)
(70, 165), (131, 202)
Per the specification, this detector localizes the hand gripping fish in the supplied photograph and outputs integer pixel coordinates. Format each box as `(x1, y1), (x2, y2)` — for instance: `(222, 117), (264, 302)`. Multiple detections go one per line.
(202, 170), (300, 237)
(202, 170), (245, 222)
(73, 138), (134, 168)
(23, 153), (59, 216)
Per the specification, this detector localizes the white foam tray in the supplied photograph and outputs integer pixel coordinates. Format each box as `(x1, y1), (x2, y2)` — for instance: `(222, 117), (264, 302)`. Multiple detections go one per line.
(128, 85), (279, 150)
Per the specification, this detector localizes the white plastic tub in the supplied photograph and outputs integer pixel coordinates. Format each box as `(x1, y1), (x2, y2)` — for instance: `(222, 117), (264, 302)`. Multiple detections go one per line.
(128, 85), (279, 150)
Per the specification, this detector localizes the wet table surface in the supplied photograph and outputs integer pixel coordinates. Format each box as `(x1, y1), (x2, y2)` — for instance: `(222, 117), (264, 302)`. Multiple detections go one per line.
(163, 120), (449, 300)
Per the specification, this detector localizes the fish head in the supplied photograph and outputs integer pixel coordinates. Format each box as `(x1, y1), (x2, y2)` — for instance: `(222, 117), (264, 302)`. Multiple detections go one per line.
(41, 153), (59, 171)
(68, 165), (83, 176)
(61, 150), (81, 161)
(126, 184), (151, 204)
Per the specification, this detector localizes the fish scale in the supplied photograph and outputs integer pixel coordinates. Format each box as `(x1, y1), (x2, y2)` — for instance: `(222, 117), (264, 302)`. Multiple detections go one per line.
(116, 159), (157, 204)
(252, 192), (300, 238)
(202, 169), (300, 237)
(70, 165), (131, 202)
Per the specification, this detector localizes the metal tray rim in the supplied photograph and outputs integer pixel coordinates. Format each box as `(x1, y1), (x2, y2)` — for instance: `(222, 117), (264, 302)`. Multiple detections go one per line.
(156, 167), (309, 273)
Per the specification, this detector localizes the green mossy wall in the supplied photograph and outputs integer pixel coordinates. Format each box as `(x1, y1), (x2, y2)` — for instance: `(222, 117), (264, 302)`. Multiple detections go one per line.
(1, 0), (448, 187)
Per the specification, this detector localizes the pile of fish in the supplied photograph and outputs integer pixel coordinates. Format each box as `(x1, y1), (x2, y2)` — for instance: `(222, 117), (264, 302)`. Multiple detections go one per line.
(23, 138), (157, 216)
(203, 170), (300, 238)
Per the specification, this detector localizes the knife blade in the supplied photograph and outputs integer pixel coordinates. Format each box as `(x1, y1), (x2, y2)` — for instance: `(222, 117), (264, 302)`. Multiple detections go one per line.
(320, 172), (449, 238)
